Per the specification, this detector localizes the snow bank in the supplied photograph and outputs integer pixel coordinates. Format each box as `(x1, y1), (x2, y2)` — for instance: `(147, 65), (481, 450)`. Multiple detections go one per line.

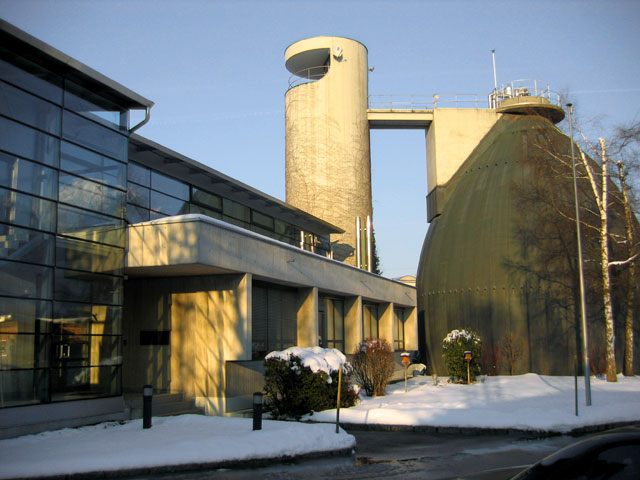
(310, 373), (640, 433)
(0, 416), (355, 479)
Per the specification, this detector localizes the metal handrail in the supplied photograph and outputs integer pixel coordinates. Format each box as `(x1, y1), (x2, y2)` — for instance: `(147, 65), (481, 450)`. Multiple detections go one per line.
(490, 79), (561, 108)
(288, 65), (329, 89)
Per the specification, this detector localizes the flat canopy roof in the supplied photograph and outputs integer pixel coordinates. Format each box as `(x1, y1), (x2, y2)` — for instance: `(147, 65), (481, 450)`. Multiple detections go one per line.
(0, 19), (153, 110)
(129, 134), (344, 237)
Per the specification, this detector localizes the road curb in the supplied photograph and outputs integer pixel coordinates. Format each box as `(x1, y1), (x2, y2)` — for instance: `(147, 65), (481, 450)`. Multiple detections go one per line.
(3, 448), (355, 480)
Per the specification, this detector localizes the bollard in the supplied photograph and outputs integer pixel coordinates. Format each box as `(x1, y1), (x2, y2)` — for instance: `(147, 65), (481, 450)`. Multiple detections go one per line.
(143, 384), (153, 429)
(253, 392), (263, 431)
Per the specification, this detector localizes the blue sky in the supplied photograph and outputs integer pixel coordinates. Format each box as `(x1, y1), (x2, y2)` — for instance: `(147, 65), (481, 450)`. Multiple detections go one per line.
(1, 0), (639, 277)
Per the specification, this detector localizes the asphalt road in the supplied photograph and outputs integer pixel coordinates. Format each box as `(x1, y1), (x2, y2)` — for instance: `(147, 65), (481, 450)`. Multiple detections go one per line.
(131, 429), (583, 480)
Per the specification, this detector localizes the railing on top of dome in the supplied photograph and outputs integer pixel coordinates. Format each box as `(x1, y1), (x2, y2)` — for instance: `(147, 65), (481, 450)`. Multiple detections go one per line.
(368, 93), (487, 110)
(288, 65), (330, 89)
(488, 79), (562, 109)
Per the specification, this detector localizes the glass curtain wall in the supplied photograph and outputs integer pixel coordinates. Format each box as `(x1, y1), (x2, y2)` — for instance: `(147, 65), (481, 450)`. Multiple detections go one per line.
(251, 284), (297, 359)
(0, 54), (128, 407)
(126, 160), (330, 256)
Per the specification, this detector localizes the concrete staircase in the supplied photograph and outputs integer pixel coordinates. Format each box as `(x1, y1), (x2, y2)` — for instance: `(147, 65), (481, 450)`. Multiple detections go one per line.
(124, 392), (204, 420)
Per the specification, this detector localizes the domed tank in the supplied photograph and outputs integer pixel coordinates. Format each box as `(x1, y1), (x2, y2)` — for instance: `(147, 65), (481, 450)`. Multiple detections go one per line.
(417, 113), (639, 375)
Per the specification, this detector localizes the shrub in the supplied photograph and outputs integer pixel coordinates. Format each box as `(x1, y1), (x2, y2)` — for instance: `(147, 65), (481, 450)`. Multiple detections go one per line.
(263, 347), (358, 419)
(442, 329), (482, 383)
(351, 338), (395, 396)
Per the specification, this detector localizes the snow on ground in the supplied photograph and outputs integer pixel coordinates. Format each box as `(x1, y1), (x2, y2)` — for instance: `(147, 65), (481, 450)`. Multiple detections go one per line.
(0, 374), (638, 479)
(0, 416), (355, 480)
(310, 373), (640, 433)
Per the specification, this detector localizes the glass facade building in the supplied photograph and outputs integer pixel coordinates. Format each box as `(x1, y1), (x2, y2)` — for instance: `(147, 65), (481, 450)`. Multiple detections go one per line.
(0, 26), (151, 408)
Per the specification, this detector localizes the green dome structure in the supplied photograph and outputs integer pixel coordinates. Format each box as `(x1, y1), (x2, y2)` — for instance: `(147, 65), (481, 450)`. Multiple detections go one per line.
(417, 113), (639, 376)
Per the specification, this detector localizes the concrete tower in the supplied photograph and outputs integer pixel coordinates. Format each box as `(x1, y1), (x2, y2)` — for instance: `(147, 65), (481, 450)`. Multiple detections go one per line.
(284, 37), (372, 267)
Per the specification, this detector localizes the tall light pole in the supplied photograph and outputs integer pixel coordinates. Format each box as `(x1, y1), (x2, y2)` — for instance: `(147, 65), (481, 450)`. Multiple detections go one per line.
(567, 103), (592, 406)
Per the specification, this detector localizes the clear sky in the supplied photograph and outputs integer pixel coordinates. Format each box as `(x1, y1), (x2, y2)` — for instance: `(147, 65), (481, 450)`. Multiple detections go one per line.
(1, 0), (638, 278)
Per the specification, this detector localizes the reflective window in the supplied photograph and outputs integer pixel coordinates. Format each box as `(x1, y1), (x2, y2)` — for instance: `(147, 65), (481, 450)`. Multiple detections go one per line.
(62, 111), (127, 162)
(0, 297), (52, 334)
(126, 204), (150, 224)
(192, 188), (221, 210)
(321, 297), (344, 351)
(0, 224), (54, 265)
(364, 304), (379, 340)
(0, 369), (49, 407)
(0, 57), (63, 105)
(151, 171), (188, 200)
(52, 334), (121, 367)
(50, 365), (120, 401)
(0, 81), (61, 135)
(64, 82), (127, 131)
(150, 190), (189, 216)
(61, 142), (126, 190)
(223, 198), (250, 223)
(0, 116), (59, 167)
(0, 333), (49, 369)
(127, 182), (149, 208)
(57, 204), (125, 247)
(128, 162), (150, 187)
(0, 187), (56, 232)
(59, 173), (125, 218)
(190, 204), (222, 220)
(0, 153), (58, 199)
(54, 268), (123, 305)
(0, 260), (53, 299)
(394, 308), (406, 351)
(56, 237), (124, 276)
(252, 211), (274, 231)
(53, 302), (121, 336)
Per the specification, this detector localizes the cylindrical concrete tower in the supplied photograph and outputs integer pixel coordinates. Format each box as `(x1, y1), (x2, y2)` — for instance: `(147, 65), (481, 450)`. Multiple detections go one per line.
(284, 37), (371, 266)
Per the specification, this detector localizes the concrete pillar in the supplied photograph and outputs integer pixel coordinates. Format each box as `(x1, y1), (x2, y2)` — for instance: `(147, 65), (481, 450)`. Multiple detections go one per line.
(344, 296), (363, 353)
(285, 37), (372, 266)
(296, 287), (318, 347)
(404, 306), (419, 351)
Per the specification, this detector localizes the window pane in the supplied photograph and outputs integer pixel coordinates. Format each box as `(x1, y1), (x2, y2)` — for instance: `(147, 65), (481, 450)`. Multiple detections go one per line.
(61, 141), (126, 190)
(126, 203), (150, 224)
(0, 80), (61, 135)
(0, 224), (54, 265)
(57, 204), (125, 247)
(127, 162), (150, 187)
(62, 111), (127, 162)
(223, 198), (250, 223)
(151, 171), (188, 200)
(0, 116), (59, 167)
(0, 333), (49, 369)
(0, 187), (56, 232)
(0, 260), (53, 299)
(59, 173), (125, 218)
(0, 369), (49, 406)
(252, 210), (274, 230)
(127, 181), (149, 208)
(0, 56), (63, 105)
(52, 334), (121, 367)
(55, 268), (123, 305)
(190, 203), (222, 220)
(54, 302), (121, 336)
(150, 190), (189, 216)
(0, 153), (58, 199)
(64, 83), (126, 131)
(0, 297), (52, 333)
(56, 237), (124, 276)
(51, 365), (120, 401)
(191, 188), (221, 210)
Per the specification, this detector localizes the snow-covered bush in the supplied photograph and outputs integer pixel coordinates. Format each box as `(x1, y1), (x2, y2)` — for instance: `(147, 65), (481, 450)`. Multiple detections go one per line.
(351, 338), (395, 396)
(263, 346), (358, 419)
(442, 329), (483, 383)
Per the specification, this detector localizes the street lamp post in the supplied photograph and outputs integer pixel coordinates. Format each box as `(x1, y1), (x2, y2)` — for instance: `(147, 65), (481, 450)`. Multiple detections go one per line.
(567, 103), (592, 406)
